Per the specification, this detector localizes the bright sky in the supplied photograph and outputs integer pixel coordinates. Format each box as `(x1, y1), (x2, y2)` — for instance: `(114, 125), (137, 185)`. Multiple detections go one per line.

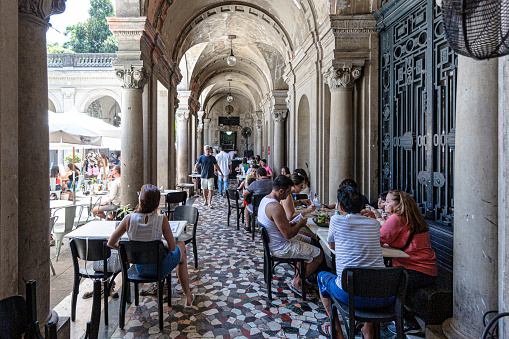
(46, 0), (92, 45)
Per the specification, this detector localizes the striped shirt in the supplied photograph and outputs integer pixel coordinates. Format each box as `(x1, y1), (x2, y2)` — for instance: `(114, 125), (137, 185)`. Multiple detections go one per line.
(327, 213), (385, 289)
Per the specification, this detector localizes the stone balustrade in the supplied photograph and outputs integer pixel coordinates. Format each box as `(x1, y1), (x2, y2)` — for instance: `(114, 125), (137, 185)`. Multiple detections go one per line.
(47, 53), (117, 68)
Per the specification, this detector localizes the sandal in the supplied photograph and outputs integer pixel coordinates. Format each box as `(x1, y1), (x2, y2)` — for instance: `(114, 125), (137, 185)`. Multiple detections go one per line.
(289, 284), (303, 297)
(318, 323), (331, 338)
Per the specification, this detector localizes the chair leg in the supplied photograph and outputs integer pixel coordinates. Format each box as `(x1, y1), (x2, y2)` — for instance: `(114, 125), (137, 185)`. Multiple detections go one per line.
(50, 260), (56, 276)
(119, 281), (128, 329)
(395, 310), (405, 339)
(103, 280), (109, 325)
(330, 302), (338, 339)
(158, 281), (164, 331)
(54, 234), (63, 261)
(134, 283), (139, 306)
(71, 276), (81, 321)
(300, 260), (306, 301)
(236, 208), (240, 230)
(166, 275), (171, 307)
(266, 257), (273, 300)
(227, 209), (231, 227)
(374, 322), (381, 339)
(251, 216), (256, 240)
(193, 239), (198, 269)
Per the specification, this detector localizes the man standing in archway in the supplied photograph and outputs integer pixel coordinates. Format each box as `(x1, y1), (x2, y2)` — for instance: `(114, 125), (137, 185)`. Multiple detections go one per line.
(194, 145), (224, 208)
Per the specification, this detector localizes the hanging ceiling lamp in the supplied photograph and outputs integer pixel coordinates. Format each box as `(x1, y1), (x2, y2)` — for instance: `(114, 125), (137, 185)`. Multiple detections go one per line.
(227, 35), (237, 66)
(227, 79), (233, 102)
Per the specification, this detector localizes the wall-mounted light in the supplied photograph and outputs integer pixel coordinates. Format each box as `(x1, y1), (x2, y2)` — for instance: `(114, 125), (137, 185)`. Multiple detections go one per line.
(227, 35), (237, 66)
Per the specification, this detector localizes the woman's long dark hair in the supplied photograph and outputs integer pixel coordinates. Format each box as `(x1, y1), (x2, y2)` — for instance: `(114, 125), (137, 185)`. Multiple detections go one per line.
(136, 184), (161, 213)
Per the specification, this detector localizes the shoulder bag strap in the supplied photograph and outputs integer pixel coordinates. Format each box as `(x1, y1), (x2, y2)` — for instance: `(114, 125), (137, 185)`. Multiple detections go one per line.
(400, 231), (416, 251)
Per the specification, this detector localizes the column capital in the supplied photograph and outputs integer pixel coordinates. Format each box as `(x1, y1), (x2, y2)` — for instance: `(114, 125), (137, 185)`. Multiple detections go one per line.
(18, 0), (65, 25)
(256, 120), (263, 132)
(271, 110), (287, 122)
(176, 109), (190, 121)
(203, 118), (211, 125)
(115, 66), (149, 89)
(323, 66), (362, 91)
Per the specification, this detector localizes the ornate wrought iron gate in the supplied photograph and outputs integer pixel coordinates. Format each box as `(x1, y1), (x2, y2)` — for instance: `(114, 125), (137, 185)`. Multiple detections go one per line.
(375, 0), (457, 226)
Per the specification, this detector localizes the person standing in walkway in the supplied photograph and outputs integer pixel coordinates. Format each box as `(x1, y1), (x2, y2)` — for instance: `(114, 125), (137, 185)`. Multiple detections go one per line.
(215, 145), (232, 197)
(194, 145), (224, 208)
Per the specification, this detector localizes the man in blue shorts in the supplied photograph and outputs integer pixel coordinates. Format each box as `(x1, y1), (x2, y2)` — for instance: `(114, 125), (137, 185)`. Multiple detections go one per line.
(194, 145), (224, 208)
(317, 185), (391, 339)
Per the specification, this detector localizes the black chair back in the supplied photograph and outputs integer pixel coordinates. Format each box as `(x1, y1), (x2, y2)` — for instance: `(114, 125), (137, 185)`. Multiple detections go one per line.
(167, 191), (187, 205)
(0, 296), (27, 338)
(226, 189), (239, 207)
(70, 238), (111, 262)
(252, 194), (265, 214)
(0, 280), (47, 339)
(119, 240), (166, 280)
(174, 206), (199, 236)
(341, 266), (407, 300)
(260, 224), (271, 254)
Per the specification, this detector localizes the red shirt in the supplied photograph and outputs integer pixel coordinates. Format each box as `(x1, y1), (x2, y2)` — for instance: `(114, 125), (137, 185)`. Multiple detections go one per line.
(380, 214), (438, 276)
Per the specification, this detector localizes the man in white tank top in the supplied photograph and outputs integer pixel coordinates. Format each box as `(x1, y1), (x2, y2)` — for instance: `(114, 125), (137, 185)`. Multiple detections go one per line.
(258, 175), (323, 295)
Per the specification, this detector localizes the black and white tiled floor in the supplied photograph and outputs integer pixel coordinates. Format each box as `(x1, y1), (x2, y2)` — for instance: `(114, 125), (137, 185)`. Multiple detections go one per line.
(110, 193), (404, 338)
(110, 194), (332, 338)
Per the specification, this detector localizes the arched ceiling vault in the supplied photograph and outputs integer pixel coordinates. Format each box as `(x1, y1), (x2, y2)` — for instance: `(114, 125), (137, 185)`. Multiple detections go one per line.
(145, 0), (330, 118)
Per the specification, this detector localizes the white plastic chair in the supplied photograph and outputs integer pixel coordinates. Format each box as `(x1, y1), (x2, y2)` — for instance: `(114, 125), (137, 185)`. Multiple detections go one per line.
(52, 205), (77, 261)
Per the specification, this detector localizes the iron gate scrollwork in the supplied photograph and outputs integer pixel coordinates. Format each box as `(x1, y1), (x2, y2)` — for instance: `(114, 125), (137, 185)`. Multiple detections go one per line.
(375, 0), (456, 226)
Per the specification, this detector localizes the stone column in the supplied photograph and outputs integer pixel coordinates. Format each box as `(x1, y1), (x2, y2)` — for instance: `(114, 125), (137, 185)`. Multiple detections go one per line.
(116, 66), (148, 207)
(256, 121), (263, 156)
(176, 109), (190, 184)
(203, 118), (211, 145)
(271, 110), (287, 176)
(156, 83), (169, 188)
(442, 58), (499, 338)
(197, 110), (204, 157)
(323, 66), (361, 204)
(18, 0), (65, 323)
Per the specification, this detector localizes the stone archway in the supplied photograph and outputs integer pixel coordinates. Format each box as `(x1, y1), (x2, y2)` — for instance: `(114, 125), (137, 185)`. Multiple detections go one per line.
(48, 98), (57, 113)
(79, 90), (121, 126)
(297, 95), (310, 169)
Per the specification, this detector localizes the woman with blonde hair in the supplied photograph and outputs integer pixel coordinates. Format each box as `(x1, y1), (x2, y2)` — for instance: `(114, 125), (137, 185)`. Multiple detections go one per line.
(379, 189), (437, 335)
(99, 151), (109, 180)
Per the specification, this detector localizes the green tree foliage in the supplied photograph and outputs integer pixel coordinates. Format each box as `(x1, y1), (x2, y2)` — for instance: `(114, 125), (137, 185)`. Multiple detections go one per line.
(47, 42), (74, 54)
(63, 0), (117, 53)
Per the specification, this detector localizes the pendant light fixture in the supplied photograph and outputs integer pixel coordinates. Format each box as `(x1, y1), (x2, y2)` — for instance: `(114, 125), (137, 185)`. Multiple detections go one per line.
(227, 35), (237, 66)
(227, 79), (233, 102)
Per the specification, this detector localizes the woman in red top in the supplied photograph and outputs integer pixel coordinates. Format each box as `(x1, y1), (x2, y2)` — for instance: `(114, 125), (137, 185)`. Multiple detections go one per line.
(379, 189), (437, 334)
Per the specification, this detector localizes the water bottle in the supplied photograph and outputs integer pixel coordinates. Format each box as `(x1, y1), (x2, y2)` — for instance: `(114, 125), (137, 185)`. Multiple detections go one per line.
(312, 193), (320, 208)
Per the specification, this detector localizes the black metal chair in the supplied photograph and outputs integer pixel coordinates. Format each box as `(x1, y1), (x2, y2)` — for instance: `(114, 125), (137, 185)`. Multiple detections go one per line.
(70, 238), (119, 325)
(481, 311), (509, 339)
(118, 240), (172, 331)
(330, 267), (408, 339)
(0, 280), (57, 339)
(260, 225), (307, 301)
(226, 189), (245, 230)
(160, 191), (187, 220)
(248, 194), (265, 240)
(174, 206), (199, 269)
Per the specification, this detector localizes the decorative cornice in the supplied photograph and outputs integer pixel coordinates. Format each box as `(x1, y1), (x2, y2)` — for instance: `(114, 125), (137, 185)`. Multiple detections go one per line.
(271, 110), (287, 122)
(333, 27), (377, 36)
(18, 0), (65, 23)
(115, 66), (149, 89)
(323, 66), (362, 91)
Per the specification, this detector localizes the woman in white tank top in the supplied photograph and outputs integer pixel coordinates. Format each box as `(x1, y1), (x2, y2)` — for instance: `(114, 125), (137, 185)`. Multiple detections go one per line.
(108, 184), (194, 307)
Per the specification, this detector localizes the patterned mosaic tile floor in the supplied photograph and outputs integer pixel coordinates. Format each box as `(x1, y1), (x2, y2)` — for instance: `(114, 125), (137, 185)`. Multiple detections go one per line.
(110, 193), (402, 339)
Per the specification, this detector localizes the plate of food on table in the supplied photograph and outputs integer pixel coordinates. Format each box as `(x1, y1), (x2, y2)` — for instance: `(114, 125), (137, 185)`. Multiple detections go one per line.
(312, 210), (331, 227)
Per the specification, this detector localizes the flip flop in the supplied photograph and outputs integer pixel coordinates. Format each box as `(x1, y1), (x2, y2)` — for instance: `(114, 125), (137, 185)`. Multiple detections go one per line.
(289, 284), (303, 297)
(184, 294), (195, 309)
(318, 323), (331, 338)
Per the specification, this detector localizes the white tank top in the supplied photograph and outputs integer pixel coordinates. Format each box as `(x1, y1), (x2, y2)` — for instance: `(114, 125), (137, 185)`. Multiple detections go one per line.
(257, 197), (288, 251)
(127, 213), (163, 242)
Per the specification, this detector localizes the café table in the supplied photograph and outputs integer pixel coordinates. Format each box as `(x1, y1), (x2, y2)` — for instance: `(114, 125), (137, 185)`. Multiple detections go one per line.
(188, 174), (202, 195)
(50, 200), (73, 209)
(161, 189), (180, 196)
(65, 220), (187, 240)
